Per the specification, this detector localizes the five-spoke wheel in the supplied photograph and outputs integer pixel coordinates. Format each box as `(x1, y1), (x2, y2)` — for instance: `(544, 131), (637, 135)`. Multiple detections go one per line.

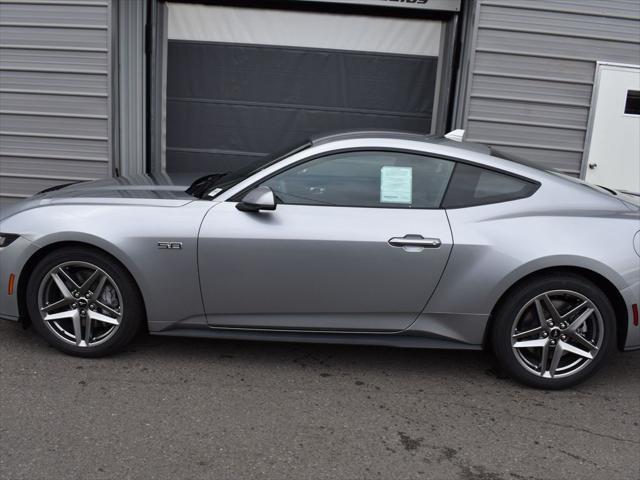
(26, 247), (143, 357)
(38, 261), (123, 347)
(511, 290), (603, 379)
(492, 274), (615, 389)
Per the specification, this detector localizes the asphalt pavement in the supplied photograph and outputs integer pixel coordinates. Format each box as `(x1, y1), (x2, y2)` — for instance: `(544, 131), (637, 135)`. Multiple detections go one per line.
(1, 321), (638, 480)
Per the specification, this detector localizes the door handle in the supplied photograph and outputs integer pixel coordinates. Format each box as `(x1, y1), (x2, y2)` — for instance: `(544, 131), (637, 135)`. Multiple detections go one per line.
(388, 235), (441, 248)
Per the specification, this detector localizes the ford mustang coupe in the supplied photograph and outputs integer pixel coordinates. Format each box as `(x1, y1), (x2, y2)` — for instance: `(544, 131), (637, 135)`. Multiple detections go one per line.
(1, 131), (638, 388)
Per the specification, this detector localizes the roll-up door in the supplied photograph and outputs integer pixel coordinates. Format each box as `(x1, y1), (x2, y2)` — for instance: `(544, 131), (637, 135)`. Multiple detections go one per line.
(166, 3), (442, 174)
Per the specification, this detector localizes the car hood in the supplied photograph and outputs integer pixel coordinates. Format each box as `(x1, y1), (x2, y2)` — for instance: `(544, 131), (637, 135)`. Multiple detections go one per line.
(0, 173), (202, 222)
(616, 190), (640, 208)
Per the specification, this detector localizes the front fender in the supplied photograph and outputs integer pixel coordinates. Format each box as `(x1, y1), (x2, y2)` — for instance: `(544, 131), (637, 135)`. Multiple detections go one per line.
(1, 201), (214, 331)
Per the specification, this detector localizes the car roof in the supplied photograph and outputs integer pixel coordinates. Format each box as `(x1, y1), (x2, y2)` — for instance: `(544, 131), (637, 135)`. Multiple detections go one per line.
(310, 129), (491, 155)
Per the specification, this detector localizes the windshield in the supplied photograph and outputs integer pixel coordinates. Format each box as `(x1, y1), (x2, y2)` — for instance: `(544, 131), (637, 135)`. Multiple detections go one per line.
(186, 140), (312, 199)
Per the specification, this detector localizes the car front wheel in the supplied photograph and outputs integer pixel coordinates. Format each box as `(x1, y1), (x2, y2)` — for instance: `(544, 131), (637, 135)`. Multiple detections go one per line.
(26, 247), (144, 357)
(491, 273), (616, 389)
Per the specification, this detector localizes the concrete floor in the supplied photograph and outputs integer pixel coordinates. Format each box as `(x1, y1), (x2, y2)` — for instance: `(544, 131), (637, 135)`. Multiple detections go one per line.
(1, 321), (638, 480)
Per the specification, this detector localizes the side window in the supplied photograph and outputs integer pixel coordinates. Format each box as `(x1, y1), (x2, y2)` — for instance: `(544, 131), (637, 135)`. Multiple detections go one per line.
(625, 90), (640, 115)
(261, 151), (455, 209)
(442, 163), (538, 208)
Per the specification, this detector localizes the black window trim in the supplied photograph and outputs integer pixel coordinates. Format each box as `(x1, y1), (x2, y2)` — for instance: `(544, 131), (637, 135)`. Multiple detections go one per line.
(229, 147), (541, 210)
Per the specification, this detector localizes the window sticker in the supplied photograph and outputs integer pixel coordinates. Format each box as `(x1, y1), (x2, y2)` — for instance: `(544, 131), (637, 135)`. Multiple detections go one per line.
(380, 166), (412, 204)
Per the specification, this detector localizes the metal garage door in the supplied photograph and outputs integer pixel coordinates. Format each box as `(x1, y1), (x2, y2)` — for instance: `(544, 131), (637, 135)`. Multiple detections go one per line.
(0, 0), (111, 208)
(166, 3), (442, 174)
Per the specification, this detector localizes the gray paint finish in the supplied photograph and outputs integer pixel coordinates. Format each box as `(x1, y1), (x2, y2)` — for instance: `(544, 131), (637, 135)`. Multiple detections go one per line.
(198, 203), (453, 331)
(462, 0), (640, 175)
(1, 134), (638, 354)
(0, 0), (112, 208)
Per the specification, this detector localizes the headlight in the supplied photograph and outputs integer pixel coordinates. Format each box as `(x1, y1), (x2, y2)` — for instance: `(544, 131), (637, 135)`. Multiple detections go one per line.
(0, 233), (19, 248)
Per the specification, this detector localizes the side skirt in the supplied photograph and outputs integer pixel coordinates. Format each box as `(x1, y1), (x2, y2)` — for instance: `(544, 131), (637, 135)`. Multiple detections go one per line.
(151, 327), (483, 350)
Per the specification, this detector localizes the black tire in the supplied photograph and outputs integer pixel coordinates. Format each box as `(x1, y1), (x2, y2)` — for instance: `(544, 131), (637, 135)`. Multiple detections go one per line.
(491, 273), (616, 389)
(26, 246), (144, 357)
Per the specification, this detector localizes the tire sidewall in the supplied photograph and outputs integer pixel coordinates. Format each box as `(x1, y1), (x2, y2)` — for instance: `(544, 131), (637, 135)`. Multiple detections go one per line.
(26, 247), (144, 357)
(491, 274), (616, 389)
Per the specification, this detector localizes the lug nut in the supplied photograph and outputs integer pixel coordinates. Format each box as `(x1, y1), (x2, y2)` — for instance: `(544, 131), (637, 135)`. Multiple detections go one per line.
(560, 334), (567, 341)
(89, 304), (96, 310)
(80, 309), (86, 316)
(546, 320), (554, 327)
(74, 292), (80, 298)
(71, 303), (77, 308)
(560, 322), (567, 329)
(87, 292), (92, 298)
(541, 331), (548, 338)
(550, 340), (557, 346)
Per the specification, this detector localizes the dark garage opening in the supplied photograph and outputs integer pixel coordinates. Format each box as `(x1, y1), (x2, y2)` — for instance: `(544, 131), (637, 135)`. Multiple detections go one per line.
(165, 7), (441, 175)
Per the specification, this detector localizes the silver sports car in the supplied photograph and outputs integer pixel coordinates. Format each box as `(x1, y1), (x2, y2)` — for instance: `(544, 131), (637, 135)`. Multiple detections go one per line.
(1, 131), (639, 388)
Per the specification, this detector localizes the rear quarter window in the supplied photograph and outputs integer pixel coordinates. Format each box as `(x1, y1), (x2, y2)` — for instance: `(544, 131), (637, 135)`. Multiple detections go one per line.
(442, 163), (539, 208)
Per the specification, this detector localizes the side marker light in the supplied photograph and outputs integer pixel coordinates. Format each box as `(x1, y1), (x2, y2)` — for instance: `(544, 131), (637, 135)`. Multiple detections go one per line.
(8, 273), (16, 296)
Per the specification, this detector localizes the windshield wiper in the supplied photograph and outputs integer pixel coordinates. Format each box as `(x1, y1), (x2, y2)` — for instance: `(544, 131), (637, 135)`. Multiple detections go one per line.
(186, 140), (313, 199)
(186, 173), (228, 198)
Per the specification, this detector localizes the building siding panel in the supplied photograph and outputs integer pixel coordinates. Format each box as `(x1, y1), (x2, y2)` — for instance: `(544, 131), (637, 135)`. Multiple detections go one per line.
(0, 0), (111, 207)
(464, 0), (640, 174)
(485, 146), (583, 174)
(0, 48), (107, 71)
(482, 0), (640, 19)
(476, 29), (640, 64)
(0, 70), (107, 94)
(0, 114), (107, 138)
(0, 26), (108, 49)
(0, 92), (108, 116)
(467, 98), (589, 129)
(0, 3), (108, 26)
(472, 75), (593, 105)
(466, 120), (585, 150)
(479, 4), (640, 42)
(0, 134), (109, 159)
(473, 52), (596, 84)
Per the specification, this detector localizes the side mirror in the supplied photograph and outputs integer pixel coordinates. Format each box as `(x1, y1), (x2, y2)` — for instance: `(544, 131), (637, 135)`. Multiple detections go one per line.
(236, 185), (277, 212)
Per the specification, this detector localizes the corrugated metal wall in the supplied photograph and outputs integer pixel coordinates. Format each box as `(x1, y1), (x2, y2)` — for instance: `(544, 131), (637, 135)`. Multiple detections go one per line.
(463, 0), (640, 174)
(113, 0), (146, 176)
(0, 0), (111, 208)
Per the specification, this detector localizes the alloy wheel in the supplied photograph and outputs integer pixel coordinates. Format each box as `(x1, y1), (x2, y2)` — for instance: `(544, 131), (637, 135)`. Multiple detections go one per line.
(510, 290), (604, 379)
(37, 261), (123, 347)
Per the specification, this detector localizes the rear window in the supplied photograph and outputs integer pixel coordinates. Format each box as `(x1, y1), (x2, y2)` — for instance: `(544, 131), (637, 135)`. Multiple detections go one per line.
(442, 163), (539, 208)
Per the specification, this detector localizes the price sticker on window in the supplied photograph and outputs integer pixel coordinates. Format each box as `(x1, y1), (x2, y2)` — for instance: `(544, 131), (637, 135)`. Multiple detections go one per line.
(380, 166), (412, 204)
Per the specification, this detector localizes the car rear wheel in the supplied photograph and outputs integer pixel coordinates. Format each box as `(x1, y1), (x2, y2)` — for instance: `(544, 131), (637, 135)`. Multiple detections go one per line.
(26, 247), (144, 357)
(491, 274), (616, 389)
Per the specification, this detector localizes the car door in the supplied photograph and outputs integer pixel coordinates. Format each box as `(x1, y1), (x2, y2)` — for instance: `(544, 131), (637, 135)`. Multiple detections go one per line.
(198, 150), (455, 332)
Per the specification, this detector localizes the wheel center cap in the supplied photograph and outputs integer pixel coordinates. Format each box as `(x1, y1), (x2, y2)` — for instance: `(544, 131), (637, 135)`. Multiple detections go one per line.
(77, 298), (88, 308)
(549, 327), (561, 339)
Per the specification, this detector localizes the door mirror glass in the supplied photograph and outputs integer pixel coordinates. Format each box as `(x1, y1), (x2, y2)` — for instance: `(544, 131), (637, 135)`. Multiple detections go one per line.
(236, 185), (277, 212)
